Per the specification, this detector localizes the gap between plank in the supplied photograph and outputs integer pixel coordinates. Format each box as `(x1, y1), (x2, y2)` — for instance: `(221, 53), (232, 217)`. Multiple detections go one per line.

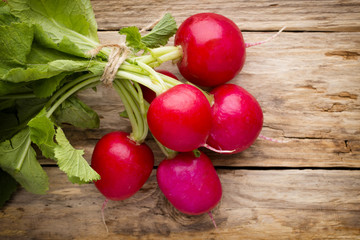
(40, 164), (360, 171)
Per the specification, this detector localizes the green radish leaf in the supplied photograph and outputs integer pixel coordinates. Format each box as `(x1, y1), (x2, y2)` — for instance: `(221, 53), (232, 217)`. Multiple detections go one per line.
(119, 109), (129, 118)
(54, 128), (100, 184)
(0, 22), (34, 77)
(32, 74), (68, 98)
(0, 1), (19, 25)
(141, 13), (177, 48)
(0, 99), (16, 111)
(15, 98), (48, 125)
(48, 59), (106, 76)
(0, 98), (47, 142)
(0, 81), (31, 96)
(67, 175), (93, 185)
(28, 109), (57, 159)
(119, 26), (147, 52)
(0, 111), (19, 143)
(53, 96), (100, 129)
(7, 0), (100, 57)
(120, 13), (177, 52)
(0, 168), (18, 207)
(0, 128), (49, 194)
(2, 66), (57, 83)
(1, 42), (89, 83)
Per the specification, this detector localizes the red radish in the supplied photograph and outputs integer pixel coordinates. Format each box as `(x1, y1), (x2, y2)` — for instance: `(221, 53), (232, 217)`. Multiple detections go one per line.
(147, 84), (212, 152)
(91, 131), (154, 201)
(174, 13), (246, 87)
(140, 70), (178, 103)
(157, 151), (222, 215)
(140, 85), (157, 104)
(175, 13), (285, 87)
(157, 69), (178, 80)
(206, 84), (263, 153)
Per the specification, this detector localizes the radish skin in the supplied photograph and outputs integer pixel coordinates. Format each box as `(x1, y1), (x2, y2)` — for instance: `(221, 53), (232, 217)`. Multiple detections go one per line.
(175, 13), (285, 87)
(147, 84), (212, 152)
(207, 84), (263, 153)
(156, 151), (222, 216)
(91, 131), (154, 201)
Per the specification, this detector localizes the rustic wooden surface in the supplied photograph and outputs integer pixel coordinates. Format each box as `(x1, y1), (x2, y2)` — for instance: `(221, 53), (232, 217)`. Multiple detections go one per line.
(2, 168), (360, 239)
(1, 0), (360, 239)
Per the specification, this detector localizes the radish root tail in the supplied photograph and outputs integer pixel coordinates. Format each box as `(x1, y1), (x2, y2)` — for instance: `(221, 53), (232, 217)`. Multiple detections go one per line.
(101, 198), (110, 233)
(245, 26), (286, 48)
(202, 143), (236, 154)
(208, 211), (218, 229)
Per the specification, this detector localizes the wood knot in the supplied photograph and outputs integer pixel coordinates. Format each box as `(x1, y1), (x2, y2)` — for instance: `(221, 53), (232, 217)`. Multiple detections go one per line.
(325, 51), (360, 60)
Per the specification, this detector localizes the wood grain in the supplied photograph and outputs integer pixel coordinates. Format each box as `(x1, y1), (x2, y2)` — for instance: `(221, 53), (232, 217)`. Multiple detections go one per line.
(1, 167), (359, 239)
(2, 1), (360, 239)
(91, 0), (360, 32)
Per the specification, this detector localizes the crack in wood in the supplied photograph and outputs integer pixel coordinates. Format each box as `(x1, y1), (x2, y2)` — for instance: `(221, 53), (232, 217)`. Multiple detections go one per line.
(281, 136), (334, 140)
(344, 140), (353, 153)
(215, 166), (360, 171)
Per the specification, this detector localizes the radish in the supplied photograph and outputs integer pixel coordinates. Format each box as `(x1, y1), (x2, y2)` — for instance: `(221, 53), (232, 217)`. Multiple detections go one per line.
(140, 70), (178, 103)
(140, 84), (157, 104)
(147, 84), (212, 152)
(156, 151), (222, 216)
(157, 69), (178, 80)
(91, 131), (154, 201)
(206, 84), (263, 153)
(174, 13), (285, 87)
(175, 13), (245, 87)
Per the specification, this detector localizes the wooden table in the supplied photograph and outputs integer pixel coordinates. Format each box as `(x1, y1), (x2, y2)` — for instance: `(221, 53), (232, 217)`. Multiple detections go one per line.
(1, 1), (360, 239)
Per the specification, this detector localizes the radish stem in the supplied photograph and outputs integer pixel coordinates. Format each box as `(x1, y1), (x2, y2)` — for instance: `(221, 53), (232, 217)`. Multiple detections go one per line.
(46, 76), (100, 118)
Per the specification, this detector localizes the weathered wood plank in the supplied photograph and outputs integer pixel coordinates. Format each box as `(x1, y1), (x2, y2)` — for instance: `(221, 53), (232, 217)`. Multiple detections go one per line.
(1, 167), (359, 239)
(2, 1), (359, 239)
(42, 31), (360, 168)
(91, 0), (360, 32)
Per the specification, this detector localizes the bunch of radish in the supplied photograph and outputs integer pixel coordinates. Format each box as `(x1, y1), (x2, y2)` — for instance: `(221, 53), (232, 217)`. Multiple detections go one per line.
(91, 12), (283, 227)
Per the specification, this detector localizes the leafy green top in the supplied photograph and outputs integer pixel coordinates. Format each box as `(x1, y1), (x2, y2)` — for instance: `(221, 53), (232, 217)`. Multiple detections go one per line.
(0, 0), (180, 207)
(119, 13), (177, 52)
(8, 0), (99, 57)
